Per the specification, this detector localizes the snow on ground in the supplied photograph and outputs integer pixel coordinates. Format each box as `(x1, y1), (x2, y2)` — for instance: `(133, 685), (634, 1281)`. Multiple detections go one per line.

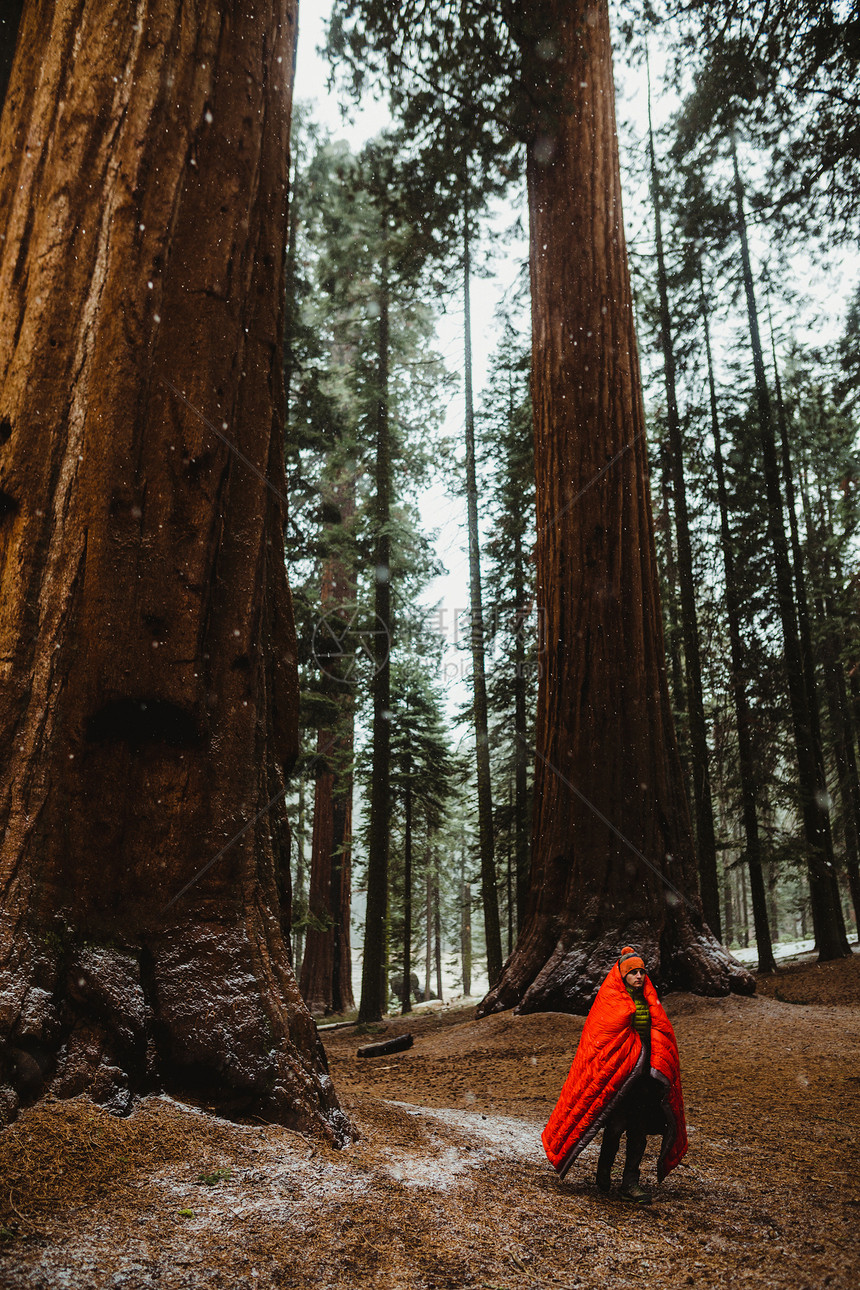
(732, 938), (816, 964)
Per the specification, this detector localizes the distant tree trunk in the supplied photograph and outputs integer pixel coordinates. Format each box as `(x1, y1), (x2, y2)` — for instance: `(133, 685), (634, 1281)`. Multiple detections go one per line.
(506, 780), (514, 956)
(0, 0), (350, 1140)
(462, 184), (503, 986)
(480, 0), (752, 1017)
(425, 864), (432, 1002)
(433, 856), (443, 1003)
(358, 244), (392, 1022)
(658, 442), (688, 746)
(647, 85), (719, 937)
(802, 484), (860, 937)
(283, 129), (302, 444)
(739, 863), (750, 949)
(293, 775), (307, 975)
(401, 753), (413, 1013)
(301, 736), (334, 1014)
(512, 523), (531, 931)
(731, 136), (848, 960)
(300, 483), (356, 1016)
(461, 844), (472, 997)
(722, 867), (734, 945)
(701, 283), (775, 973)
(300, 729), (355, 1015)
(777, 366), (860, 938)
(769, 315), (825, 757)
(766, 864), (777, 943)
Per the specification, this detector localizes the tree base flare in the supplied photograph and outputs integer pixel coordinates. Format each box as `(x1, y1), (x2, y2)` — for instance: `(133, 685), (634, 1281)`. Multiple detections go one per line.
(0, 930), (355, 1144)
(476, 925), (755, 1018)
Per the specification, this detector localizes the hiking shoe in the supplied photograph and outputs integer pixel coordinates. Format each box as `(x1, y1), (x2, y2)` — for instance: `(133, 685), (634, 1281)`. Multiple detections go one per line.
(619, 1180), (652, 1205)
(596, 1165), (612, 1193)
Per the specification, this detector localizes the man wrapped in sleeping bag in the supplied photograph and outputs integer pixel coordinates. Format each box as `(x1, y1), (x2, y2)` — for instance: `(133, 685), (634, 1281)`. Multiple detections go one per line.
(542, 947), (687, 1204)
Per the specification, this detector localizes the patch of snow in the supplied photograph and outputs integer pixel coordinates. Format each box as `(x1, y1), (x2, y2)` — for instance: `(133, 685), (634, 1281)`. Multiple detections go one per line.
(732, 938), (816, 965)
(389, 1101), (546, 1176)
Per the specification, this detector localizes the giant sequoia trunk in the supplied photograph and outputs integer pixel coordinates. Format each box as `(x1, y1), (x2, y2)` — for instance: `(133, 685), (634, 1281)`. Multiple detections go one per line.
(0, 0), (351, 1141)
(479, 0), (753, 1015)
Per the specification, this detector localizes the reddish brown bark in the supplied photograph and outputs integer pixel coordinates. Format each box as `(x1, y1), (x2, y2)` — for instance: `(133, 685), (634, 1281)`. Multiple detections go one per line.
(0, 0), (351, 1141)
(300, 486), (356, 1016)
(479, 0), (753, 1015)
(300, 726), (354, 1015)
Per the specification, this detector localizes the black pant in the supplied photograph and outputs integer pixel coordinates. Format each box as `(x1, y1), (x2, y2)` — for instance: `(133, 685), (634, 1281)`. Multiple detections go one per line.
(597, 1075), (663, 1184)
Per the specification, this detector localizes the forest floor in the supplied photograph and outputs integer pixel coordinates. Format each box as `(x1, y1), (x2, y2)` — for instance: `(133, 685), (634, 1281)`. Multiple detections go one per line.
(1, 952), (858, 1290)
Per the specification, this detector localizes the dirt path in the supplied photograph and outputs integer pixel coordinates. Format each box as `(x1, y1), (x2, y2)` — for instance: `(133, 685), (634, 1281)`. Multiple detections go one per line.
(2, 956), (858, 1289)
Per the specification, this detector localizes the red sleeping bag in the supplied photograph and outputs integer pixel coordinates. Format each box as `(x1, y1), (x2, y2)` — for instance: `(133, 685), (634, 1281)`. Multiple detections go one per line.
(542, 962), (687, 1182)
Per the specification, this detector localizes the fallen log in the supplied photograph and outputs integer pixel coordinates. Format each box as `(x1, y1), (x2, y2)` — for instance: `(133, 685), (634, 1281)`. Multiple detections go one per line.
(357, 1033), (414, 1058)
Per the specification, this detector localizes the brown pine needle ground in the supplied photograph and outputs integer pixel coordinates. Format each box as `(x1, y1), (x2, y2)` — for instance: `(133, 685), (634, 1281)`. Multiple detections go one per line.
(1, 952), (858, 1290)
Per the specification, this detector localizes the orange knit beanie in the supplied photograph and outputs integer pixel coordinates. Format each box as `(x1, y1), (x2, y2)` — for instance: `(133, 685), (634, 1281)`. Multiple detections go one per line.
(618, 946), (645, 976)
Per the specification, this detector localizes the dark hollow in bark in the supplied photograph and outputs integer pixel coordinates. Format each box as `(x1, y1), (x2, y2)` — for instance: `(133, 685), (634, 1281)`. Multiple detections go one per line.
(478, 0), (753, 1016)
(0, 0), (352, 1143)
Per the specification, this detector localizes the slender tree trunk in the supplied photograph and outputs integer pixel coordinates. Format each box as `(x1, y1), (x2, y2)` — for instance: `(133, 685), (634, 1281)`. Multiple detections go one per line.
(766, 864), (778, 943)
(301, 734), (335, 1014)
(723, 867), (734, 945)
(425, 864), (432, 1003)
(658, 443), (689, 745)
(769, 315), (847, 926)
(293, 776), (307, 975)
(805, 488), (860, 937)
(769, 314), (823, 750)
(461, 842), (472, 997)
(433, 855), (443, 1004)
(480, 1), (751, 1017)
(300, 726), (355, 1014)
(701, 283), (775, 972)
(647, 70), (719, 938)
(358, 244), (392, 1022)
(330, 774), (355, 1014)
(512, 525), (530, 931)
(506, 780), (514, 956)
(731, 137), (848, 960)
(300, 481), (356, 1016)
(462, 186), (502, 986)
(0, 0), (351, 1140)
(283, 129), (302, 443)
(401, 755), (413, 1013)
